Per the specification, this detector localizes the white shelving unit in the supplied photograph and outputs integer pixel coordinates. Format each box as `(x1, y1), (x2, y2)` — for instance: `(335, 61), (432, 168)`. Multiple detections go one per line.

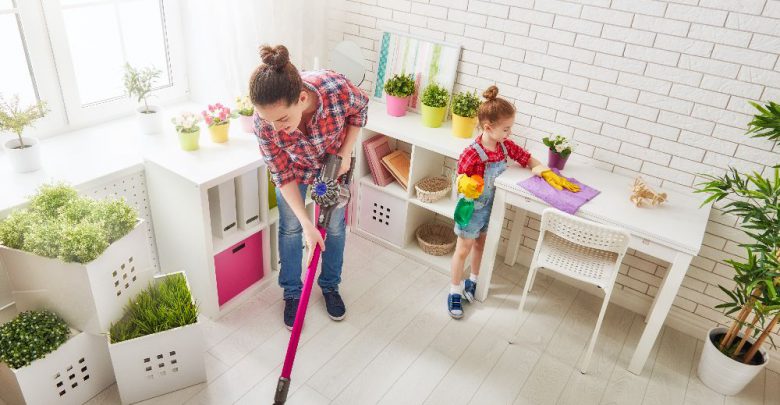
(351, 101), (474, 275)
(144, 129), (274, 318)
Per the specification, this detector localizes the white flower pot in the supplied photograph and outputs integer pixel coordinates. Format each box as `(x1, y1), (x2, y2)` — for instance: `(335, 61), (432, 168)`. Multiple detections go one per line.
(3, 136), (42, 173)
(108, 272), (206, 404)
(0, 332), (114, 405)
(0, 220), (155, 334)
(136, 105), (164, 135)
(697, 327), (768, 396)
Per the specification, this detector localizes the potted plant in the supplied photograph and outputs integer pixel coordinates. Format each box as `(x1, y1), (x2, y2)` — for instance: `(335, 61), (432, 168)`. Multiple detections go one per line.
(451, 90), (481, 138)
(108, 272), (205, 404)
(124, 63), (163, 135)
(383, 73), (415, 117)
(0, 94), (48, 173)
(420, 82), (449, 128)
(201, 102), (236, 143)
(236, 95), (255, 133)
(171, 112), (201, 151)
(695, 100), (780, 396)
(0, 310), (114, 405)
(0, 183), (154, 334)
(543, 135), (575, 170)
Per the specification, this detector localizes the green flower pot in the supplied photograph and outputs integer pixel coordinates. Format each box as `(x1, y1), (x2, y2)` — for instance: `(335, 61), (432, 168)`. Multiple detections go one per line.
(178, 128), (200, 151)
(421, 104), (447, 128)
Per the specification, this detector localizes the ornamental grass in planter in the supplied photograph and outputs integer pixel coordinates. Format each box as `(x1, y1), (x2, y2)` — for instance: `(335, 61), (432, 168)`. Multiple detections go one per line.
(108, 272), (205, 404)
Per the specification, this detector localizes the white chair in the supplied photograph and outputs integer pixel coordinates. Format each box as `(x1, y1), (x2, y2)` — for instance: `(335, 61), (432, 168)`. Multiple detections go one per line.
(510, 208), (631, 374)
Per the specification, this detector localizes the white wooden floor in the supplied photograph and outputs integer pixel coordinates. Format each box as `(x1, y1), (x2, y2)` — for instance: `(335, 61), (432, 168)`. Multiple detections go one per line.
(81, 232), (779, 405)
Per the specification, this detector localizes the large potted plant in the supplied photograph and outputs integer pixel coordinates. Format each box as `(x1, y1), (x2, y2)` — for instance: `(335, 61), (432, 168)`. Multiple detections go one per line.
(0, 183), (154, 334)
(201, 102), (235, 143)
(0, 94), (48, 173)
(236, 95), (255, 133)
(451, 90), (481, 138)
(383, 73), (415, 117)
(0, 310), (114, 405)
(171, 112), (201, 151)
(108, 272), (205, 404)
(542, 135), (575, 170)
(695, 100), (780, 396)
(420, 82), (449, 128)
(124, 63), (163, 135)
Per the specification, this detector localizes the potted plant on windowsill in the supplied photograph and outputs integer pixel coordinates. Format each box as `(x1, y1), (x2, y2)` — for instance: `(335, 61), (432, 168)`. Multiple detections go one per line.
(124, 63), (163, 135)
(0, 94), (48, 173)
(420, 82), (449, 128)
(236, 95), (255, 133)
(107, 272), (205, 404)
(202, 103), (236, 143)
(0, 310), (114, 405)
(451, 90), (480, 138)
(543, 135), (575, 170)
(171, 112), (201, 151)
(695, 100), (780, 396)
(384, 73), (415, 117)
(0, 183), (155, 334)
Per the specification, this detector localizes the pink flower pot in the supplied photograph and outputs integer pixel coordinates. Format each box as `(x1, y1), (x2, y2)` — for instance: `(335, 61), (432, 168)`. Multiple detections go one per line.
(548, 150), (569, 170)
(386, 95), (410, 117)
(239, 114), (254, 133)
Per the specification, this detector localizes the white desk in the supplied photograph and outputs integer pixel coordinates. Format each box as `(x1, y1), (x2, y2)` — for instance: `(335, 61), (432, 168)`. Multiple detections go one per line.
(477, 162), (711, 375)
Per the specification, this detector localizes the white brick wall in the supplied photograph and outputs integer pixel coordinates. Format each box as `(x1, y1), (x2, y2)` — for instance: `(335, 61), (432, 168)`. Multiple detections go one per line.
(329, 0), (780, 359)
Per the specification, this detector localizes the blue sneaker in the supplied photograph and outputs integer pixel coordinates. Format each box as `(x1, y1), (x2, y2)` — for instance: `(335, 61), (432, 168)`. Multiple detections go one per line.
(464, 279), (477, 303)
(448, 293), (463, 319)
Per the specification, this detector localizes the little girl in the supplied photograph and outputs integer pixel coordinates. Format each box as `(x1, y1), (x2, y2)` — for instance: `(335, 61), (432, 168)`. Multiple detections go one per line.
(448, 85), (579, 319)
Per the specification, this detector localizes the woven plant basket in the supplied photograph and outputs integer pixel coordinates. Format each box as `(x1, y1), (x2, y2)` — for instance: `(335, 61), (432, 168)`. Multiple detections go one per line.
(415, 176), (451, 203)
(416, 223), (456, 256)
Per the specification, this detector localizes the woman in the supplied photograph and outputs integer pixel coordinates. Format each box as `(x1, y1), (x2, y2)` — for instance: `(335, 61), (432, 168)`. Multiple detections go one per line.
(249, 45), (368, 329)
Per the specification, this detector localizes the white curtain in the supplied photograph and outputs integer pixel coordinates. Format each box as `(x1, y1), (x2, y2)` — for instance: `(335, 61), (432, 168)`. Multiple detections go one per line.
(181, 0), (336, 103)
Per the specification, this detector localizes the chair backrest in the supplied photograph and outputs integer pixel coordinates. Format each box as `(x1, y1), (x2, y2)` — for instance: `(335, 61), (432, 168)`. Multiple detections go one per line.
(539, 208), (631, 256)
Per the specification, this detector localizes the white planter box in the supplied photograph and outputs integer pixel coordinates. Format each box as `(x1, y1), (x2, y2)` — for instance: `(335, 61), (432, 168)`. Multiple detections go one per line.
(107, 272), (206, 404)
(698, 326), (768, 396)
(0, 332), (114, 405)
(1, 220), (155, 334)
(358, 184), (406, 247)
(235, 169), (261, 229)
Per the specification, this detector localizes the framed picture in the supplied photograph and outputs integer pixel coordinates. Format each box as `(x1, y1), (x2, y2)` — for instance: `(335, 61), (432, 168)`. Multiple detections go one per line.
(373, 30), (462, 114)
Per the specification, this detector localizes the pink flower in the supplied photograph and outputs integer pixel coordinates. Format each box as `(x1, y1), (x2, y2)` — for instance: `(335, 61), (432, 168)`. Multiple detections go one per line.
(219, 112), (227, 121)
(205, 116), (213, 126)
(216, 102), (224, 108)
(201, 111), (208, 117)
(208, 104), (215, 112)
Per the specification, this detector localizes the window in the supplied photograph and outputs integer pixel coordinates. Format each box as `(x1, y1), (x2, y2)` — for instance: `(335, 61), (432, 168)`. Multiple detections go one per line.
(0, 0), (186, 135)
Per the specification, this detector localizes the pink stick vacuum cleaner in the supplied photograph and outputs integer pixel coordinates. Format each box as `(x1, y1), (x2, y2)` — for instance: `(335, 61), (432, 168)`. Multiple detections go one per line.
(274, 153), (354, 405)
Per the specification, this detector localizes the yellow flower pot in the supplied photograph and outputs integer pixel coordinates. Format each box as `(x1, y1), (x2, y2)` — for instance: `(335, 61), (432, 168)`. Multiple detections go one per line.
(421, 105), (447, 128)
(178, 128), (200, 151)
(209, 122), (230, 143)
(452, 113), (477, 138)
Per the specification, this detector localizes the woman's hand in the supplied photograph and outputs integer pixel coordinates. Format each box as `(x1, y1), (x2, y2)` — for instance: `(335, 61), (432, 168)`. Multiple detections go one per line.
(303, 220), (326, 264)
(338, 154), (351, 177)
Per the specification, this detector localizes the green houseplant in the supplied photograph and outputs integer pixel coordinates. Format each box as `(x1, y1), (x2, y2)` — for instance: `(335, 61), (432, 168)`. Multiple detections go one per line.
(383, 73), (415, 117)
(0, 93), (48, 173)
(451, 90), (481, 138)
(124, 63), (163, 134)
(107, 272), (205, 404)
(543, 135), (576, 170)
(0, 310), (70, 369)
(236, 95), (255, 133)
(420, 82), (449, 128)
(695, 100), (780, 395)
(171, 111), (202, 151)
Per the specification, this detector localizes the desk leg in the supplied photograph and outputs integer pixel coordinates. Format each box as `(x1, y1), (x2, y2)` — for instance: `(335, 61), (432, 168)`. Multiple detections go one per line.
(628, 252), (692, 374)
(503, 208), (526, 267)
(476, 189), (507, 302)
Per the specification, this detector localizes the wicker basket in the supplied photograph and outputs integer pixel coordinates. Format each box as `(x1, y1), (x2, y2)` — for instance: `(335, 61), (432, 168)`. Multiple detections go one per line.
(416, 223), (456, 256)
(415, 176), (451, 203)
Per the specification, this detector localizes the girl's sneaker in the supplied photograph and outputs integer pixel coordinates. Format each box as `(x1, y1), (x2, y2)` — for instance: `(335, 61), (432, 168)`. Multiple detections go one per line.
(448, 293), (464, 319)
(464, 279), (477, 303)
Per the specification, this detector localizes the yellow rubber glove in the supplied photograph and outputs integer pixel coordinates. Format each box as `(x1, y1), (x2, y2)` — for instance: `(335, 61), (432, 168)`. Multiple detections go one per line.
(457, 174), (484, 199)
(532, 166), (580, 192)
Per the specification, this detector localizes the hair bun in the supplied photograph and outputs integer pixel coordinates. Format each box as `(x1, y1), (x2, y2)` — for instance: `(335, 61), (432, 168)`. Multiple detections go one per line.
(259, 44), (290, 70)
(482, 85), (499, 101)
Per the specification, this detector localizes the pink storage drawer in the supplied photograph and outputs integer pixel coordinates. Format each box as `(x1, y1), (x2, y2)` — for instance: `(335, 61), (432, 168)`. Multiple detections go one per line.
(214, 231), (264, 306)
